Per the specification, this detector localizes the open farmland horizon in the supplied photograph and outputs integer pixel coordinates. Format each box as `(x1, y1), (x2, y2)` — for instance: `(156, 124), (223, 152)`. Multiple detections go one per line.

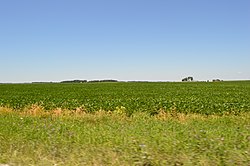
(1, 78), (250, 84)
(1, 0), (250, 164)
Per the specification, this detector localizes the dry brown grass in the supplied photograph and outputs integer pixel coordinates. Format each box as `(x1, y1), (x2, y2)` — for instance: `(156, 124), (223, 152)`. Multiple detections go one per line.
(0, 106), (13, 114)
(1, 104), (248, 122)
(153, 108), (237, 123)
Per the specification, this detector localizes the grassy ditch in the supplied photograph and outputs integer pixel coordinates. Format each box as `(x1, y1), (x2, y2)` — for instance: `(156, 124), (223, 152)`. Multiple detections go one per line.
(0, 107), (250, 165)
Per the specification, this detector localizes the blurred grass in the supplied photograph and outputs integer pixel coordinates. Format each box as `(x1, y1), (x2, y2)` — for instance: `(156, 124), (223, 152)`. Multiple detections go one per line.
(0, 107), (250, 165)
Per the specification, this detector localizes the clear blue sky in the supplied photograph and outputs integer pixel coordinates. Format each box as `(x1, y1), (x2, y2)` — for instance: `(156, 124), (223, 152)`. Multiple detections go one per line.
(0, 0), (249, 82)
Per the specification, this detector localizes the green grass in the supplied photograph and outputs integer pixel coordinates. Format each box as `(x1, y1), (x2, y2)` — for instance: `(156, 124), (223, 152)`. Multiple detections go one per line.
(0, 81), (250, 165)
(0, 110), (249, 165)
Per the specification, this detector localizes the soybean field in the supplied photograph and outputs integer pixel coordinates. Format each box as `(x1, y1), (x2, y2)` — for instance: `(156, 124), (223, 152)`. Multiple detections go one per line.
(0, 81), (249, 115)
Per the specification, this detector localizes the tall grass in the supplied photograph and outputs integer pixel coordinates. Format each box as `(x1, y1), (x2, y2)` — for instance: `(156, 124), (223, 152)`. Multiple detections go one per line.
(1, 107), (249, 165)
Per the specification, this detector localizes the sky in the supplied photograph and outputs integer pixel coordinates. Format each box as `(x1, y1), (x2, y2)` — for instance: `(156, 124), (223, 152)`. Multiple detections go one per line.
(0, 0), (249, 83)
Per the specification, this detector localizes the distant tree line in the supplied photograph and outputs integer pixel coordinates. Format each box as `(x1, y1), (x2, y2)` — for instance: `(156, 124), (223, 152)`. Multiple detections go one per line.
(32, 82), (54, 84)
(212, 79), (223, 82)
(182, 77), (194, 82)
(181, 77), (224, 82)
(88, 80), (118, 83)
(61, 80), (87, 83)
(60, 79), (118, 83)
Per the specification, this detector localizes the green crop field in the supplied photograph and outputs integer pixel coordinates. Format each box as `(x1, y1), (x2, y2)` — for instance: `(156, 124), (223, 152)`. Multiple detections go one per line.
(0, 81), (250, 115)
(0, 81), (250, 165)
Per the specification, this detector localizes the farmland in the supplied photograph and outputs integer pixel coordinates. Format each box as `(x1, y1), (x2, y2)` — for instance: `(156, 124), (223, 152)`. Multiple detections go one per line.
(0, 81), (250, 115)
(0, 81), (250, 165)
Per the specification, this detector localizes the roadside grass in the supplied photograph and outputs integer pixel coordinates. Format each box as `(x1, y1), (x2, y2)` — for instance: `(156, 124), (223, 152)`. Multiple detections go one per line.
(0, 106), (250, 165)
